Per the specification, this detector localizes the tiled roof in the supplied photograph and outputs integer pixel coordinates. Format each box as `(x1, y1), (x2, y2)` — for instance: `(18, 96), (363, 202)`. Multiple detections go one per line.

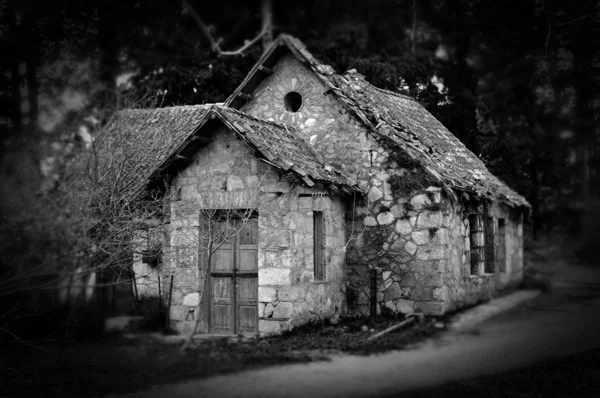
(95, 105), (211, 201)
(226, 34), (530, 208)
(96, 105), (357, 200)
(212, 106), (357, 189)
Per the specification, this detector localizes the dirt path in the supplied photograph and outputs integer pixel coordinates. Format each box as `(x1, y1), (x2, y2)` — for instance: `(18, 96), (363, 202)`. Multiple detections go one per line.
(114, 266), (600, 398)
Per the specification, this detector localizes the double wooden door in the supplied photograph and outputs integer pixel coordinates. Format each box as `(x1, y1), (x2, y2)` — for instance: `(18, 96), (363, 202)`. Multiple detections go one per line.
(208, 219), (258, 335)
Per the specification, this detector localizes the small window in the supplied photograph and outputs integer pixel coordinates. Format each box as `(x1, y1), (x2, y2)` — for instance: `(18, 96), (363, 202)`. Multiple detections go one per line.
(284, 91), (303, 112)
(497, 219), (507, 272)
(484, 217), (495, 273)
(314, 211), (325, 280)
(468, 214), (484, 275)
(142, 248), (161, 268)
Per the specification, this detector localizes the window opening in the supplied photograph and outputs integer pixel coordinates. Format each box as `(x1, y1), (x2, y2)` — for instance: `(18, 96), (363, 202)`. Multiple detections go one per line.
(468, 214), (484, 275)
(284, 91), (303, 112)
(497, 219), (507, 272)
(484, 217), (495, 273)
(313, 211), (325, 280)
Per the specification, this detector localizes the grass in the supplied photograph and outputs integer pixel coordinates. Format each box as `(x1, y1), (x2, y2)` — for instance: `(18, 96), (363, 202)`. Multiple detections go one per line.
(0, 316), (439, 397)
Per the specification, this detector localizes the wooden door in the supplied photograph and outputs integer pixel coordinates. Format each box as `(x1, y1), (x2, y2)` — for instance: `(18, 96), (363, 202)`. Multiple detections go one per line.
(209, 218), (258, 335)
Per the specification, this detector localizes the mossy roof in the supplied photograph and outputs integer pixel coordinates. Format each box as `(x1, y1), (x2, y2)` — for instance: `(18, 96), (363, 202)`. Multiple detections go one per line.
(96, 104), (356, 200)
(226, 34), (530, 208)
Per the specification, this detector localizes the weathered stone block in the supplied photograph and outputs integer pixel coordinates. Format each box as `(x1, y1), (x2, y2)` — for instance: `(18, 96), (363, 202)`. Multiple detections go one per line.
(399, 272), (417, 287)
(383, 277), (393, 290)
(410, 194), (431, 211)
(395, 219), (412, 235)
(262, 230), (291, 249)
(404, 241), (418, 255)
(273, 301), (293, 318)
(422, 273), (443, 287)
(260, 182), (291, 193)
(416, 245), (445, 260)
(264, 303), (275, 317)
(368, 187), (383, 202)
(376, 171), (389, 181)
(258, 303), (266, 318)
(182, 292), (200, 307)
(259, 319), (282, 335)
(391, 238), (406, 251)
(258, 286), (277, 302)
(384, 282), (403, 301)
(299, 270), (314, 283)
(411, 230), (430, 245)
(432, 228), (449, 245)
(390, 204), (404, 218)
(415, 211), (443, 229)
(412, 286), (434, 301)
(364, 216), (377, 226)
(415, 301), (445, 316)
(277, 286), (300, 301)
(384, 300), (395, 312)
(377, 212), (394, 225)
(260, 268), (291, 286)
(433, 286), (449, 301)
(298, 197), (312, 210)
(394, 299), (414, 314)
(226, 175), (244, 191)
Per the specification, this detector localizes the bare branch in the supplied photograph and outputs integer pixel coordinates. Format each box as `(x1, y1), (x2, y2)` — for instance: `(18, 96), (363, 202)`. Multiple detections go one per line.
(181, 0), (269, 57)
(557, 12), (600, 26)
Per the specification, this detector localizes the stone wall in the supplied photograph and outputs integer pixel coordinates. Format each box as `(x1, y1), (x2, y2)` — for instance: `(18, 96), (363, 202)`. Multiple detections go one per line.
(241, 53), (375, 187)
(345, 175), (450, 316)
(444, 201), (524, 311)
(258, 187), (346, 335)
(163, 125), (347, 335)
(131, 229), (161, 300)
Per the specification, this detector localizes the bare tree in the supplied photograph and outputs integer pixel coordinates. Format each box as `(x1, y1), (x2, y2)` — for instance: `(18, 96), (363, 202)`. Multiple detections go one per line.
(179, 205), (257, 351)
(182, 0), (273, 56)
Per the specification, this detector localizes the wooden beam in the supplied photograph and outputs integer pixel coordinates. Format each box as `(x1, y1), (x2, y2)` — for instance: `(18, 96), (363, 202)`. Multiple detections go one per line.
(367, 317), (416, 341)
(258, 65), (273, 74)
(237, 92), (252, 101)
(191, 135), (211, 143)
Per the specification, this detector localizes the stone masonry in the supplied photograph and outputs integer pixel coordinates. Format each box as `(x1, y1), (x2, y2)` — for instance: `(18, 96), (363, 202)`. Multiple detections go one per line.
(240, 51), (525, 317)
(162, 125), (346, 336)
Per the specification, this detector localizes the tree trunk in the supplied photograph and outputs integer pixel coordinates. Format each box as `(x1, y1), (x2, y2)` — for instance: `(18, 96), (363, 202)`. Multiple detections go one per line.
(573, 23), (595, 247)
(261, 0), (273, 51)
(7, 0), (22, 134)
(98, 0), (118, 103)
(23, 9), (38, 129)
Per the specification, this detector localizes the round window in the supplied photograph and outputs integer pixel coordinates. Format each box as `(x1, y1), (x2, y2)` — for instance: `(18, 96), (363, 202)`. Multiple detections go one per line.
(283, 91), (303, 112)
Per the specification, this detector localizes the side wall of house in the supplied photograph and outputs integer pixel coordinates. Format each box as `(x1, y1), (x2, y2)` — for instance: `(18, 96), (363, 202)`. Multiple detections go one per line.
(345, 179), (451, 317)
(164, 126), (346, 335)
(444, 201), (524, 310)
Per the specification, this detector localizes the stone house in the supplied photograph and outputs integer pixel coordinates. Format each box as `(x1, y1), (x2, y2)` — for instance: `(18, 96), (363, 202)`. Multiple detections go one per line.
(101, 34), (529, 336)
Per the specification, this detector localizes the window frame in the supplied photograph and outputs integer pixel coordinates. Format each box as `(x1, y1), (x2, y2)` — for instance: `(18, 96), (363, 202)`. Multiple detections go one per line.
(313, 210), (325, 281)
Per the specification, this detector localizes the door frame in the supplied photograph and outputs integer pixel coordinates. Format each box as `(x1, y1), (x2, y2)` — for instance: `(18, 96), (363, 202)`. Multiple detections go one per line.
(201, 211), (258, 335)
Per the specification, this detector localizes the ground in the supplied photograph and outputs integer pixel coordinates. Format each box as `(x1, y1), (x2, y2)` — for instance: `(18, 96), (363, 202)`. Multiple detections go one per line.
(0, 316), (439, 397)
(3, 236), (600, 397)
